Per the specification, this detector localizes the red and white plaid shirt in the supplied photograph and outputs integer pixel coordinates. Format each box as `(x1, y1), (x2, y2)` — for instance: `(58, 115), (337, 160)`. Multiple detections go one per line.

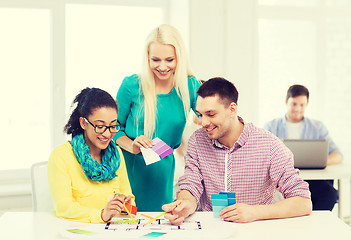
(178, 117), (311, 211)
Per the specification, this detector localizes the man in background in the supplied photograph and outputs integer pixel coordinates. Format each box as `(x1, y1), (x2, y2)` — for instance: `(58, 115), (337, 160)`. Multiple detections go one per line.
(264, 84), (343, 211)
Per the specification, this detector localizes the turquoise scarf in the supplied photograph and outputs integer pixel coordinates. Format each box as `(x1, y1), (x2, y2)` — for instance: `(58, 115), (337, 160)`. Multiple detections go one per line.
(71, 134), (120, 181)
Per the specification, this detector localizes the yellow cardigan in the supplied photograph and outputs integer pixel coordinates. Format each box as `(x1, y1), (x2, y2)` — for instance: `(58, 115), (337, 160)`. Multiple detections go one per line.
(48, 142), (135, 223)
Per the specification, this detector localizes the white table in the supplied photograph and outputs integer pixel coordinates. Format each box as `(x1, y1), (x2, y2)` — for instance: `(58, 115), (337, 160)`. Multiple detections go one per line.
(0, 211), (351, 240)
(299, 162), (351, 222)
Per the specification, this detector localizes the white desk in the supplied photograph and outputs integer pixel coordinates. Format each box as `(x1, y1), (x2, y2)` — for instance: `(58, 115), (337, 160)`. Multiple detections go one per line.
(0, 211), (351, 240)
(299, 162), (351, 222)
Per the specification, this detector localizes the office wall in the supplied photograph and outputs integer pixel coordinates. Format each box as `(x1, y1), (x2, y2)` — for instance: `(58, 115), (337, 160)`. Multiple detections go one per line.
(189, 0), (258, 123)
(188, 1), (350, 219)
(188, 0), (351, 164)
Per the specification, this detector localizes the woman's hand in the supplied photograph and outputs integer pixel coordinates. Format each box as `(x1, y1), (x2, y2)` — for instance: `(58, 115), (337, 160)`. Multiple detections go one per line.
(101, 194), (132, 222)
(132, 135), (153, 154)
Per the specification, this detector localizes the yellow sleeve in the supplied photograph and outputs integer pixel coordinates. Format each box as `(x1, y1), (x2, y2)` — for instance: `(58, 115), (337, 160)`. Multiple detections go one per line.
(47, 144), (103, 223)
(116, 146), (135, 205)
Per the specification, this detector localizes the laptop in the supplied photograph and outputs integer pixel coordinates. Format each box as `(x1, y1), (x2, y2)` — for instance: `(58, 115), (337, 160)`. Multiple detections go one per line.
(282, 139), (329, 169)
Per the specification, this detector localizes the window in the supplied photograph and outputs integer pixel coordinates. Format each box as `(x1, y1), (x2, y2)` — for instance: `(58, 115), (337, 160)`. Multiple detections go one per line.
(0, 8), (51, 170)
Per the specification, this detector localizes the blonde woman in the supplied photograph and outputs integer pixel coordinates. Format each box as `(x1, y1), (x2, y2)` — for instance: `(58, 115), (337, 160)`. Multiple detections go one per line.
(114, 24), (200, 211)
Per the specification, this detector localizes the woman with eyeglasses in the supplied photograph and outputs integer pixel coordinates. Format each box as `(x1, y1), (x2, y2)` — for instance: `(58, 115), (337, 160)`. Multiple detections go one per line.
(114, 24), (200, 211)
(48, 87), (134, 223)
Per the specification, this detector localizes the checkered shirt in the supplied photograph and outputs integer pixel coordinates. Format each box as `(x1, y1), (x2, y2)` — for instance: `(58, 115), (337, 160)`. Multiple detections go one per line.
(178, 118), (311, 211)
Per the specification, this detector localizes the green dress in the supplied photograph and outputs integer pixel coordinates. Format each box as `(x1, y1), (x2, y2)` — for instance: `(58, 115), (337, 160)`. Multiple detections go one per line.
(114, 74), (200, 211)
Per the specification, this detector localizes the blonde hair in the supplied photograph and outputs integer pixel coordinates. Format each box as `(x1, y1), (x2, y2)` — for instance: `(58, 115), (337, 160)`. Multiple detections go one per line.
(139, 24), (194, 138)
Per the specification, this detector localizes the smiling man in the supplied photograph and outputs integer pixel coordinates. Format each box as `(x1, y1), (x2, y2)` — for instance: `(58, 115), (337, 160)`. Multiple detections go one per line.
(264, 84), (343, 211)
(162, 77), (312, 225)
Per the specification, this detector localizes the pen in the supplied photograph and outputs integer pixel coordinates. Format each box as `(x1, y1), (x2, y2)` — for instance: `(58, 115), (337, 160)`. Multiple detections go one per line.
(143, 205), (178, 226)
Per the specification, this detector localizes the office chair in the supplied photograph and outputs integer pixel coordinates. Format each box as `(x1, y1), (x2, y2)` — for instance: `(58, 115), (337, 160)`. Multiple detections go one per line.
(30, 161), (53, 211)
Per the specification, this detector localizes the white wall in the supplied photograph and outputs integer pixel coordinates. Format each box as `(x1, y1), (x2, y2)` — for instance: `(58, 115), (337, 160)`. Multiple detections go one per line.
(189, 0), (258, 123)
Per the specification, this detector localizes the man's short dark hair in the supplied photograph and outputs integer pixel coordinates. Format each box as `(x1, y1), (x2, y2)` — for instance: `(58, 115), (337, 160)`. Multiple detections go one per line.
(286, 84), (309, 102)
(197, 77), (238, 106)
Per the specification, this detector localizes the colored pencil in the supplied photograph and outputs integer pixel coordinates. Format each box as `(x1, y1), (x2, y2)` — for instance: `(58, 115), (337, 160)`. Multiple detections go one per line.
(143, 205), (177, 226)
(124, 204), (137, 224)
(141, 213), (154, 219)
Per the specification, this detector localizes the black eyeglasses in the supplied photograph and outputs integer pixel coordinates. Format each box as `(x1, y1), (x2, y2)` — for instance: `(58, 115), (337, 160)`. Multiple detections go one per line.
(84, 118), (121, 134)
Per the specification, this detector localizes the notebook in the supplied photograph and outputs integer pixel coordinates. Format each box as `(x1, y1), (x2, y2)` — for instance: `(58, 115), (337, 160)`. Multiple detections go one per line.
(282, 139), (329, 169)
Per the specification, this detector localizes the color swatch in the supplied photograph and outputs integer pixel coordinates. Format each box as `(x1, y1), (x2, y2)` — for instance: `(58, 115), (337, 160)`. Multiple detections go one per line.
(67, 229), (96, 235)
(123, 202), (138, 215)
(150, 137), (174, 158)
(211, 192), (236, 218)
(142, 232), (167, 238)
(141, 138), (174, 165)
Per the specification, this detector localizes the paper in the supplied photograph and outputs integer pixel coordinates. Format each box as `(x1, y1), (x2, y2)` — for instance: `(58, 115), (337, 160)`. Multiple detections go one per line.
(141, 138), (174, 165)
(123, 202), (138, 215)
(66, 229), (96, 235)
(105, 218), (202, 231)
(150, 138), (174, 158)
(60, 213), (236, 240)
(142, 232), (167, 238)
(141, 147), (161, 165)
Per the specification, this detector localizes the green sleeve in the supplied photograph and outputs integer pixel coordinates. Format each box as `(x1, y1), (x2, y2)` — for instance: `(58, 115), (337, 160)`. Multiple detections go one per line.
(114, 75), (137, 140)
(188, 76), (201, 113)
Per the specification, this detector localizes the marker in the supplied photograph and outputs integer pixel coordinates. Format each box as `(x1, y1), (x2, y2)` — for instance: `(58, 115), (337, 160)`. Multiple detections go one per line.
(143, 205), (178, 226)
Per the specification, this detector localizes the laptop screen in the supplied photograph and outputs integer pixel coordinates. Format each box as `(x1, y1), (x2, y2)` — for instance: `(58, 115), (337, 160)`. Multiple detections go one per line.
(282, 139), (329, 169)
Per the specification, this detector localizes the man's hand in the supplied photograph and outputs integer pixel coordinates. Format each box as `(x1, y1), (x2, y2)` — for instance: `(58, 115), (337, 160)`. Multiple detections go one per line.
(220, 203), (258, 223)
(220, 197), (311, 223)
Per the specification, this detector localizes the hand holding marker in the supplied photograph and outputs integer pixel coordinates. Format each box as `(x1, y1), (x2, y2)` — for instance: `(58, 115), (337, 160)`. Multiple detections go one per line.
(143, 205), (178, 226)
(113, 192), (137, 224)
